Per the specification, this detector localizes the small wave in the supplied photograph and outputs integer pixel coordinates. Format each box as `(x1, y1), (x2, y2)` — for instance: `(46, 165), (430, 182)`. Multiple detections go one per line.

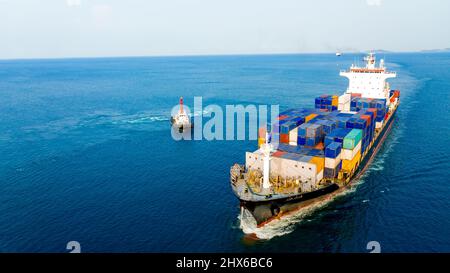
(368, 161), (385, 171)
(122, 115), (169, 124)
(192, 108), (211, 117)
(102, 111), (170, 125)
(23, 110), (171, 136)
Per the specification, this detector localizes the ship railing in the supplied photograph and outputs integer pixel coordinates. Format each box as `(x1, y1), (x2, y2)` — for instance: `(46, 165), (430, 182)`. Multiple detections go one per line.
(340, 69), (396, 74)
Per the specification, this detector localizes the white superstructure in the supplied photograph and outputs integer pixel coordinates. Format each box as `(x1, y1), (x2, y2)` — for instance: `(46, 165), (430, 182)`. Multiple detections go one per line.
(172, 97), (191, 129)
(260, 132), (274, 190)
(340, 53), (396, 100)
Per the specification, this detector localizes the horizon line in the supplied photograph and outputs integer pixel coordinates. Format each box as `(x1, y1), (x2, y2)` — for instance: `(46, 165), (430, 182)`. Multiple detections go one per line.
(0, 49), (445, 62)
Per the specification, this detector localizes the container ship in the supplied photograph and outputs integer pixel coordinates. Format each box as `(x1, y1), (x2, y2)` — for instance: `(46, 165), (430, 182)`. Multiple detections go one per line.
(230, 53), (400, 227)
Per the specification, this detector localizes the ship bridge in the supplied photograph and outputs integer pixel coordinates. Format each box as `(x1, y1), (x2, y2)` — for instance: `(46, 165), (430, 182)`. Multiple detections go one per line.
(340, 53), (396, 100)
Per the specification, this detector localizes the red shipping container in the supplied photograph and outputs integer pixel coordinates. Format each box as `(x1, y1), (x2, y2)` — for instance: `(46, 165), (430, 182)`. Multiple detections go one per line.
(258, 127), (267, 138)
(366, 108), (377, 118)
(360, 114), (371, 126)
(272, 151), (286, 157)
(280, 133), (289, 143)
(351, 93), (362, 98)
(314, 142), (324, 150)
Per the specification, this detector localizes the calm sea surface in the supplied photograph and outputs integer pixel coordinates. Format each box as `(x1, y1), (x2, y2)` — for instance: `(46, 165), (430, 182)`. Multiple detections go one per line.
(0, 53), (449, 252)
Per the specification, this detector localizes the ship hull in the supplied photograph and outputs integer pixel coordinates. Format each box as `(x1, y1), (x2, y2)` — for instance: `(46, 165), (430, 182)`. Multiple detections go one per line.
(170, 117), (193, 133)
(237, 106), (397, 226)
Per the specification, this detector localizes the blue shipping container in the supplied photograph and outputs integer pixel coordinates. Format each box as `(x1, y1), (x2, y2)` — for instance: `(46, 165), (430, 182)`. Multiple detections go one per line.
(325, 141), (342, 158)
(297, 136), (306, 145)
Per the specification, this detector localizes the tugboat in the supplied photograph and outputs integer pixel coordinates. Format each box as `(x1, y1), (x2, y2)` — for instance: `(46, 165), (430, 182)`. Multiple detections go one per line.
(171, 97), (192, 132)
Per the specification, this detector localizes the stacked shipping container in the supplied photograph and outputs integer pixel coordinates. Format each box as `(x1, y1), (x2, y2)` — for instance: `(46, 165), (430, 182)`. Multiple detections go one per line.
(315, 95), (338, 111)
(324, 142), (342, 178)
(252, 94), (391, 182)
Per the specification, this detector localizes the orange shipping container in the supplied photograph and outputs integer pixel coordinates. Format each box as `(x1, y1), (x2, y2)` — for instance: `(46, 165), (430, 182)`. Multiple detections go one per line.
(305, 113), (318, 123)
(258, 138), (265, 147)
(314, 142), (324, 150)
(280, 133), (289, 143)
(309, 156), (325, 173)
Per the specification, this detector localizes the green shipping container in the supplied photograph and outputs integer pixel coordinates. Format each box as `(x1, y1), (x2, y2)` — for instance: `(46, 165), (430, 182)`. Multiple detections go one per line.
(343, 129), (363, 149)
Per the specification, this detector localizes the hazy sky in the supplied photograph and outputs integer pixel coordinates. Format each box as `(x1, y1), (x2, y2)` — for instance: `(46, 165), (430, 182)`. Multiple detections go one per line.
(0, 0), (449, 59)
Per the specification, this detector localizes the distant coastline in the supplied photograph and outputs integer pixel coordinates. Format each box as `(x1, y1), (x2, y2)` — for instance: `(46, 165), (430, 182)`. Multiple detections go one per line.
(419, 48), (450, 53)
(0, 49), (449, 62)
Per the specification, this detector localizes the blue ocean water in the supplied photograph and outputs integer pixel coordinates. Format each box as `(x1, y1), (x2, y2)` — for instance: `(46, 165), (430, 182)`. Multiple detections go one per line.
(0, 53), (449, 252)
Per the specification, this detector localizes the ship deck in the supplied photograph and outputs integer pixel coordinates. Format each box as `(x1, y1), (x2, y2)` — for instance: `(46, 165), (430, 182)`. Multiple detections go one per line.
(232, 176), (296, 202)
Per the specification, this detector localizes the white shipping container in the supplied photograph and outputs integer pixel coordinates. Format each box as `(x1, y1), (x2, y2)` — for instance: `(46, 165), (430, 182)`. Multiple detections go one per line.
(339, 93), (351, 104)
(325, 154), (341, 168)
(341, 141), (362, 160)
(343, 103), (350, 111)
(338, 102), (351, 111)
(289, 126), (299, 145)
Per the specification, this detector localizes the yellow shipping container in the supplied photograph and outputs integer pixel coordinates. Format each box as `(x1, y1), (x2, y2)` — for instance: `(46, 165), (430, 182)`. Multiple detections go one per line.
(332, 95), (339, 106)
(342, 150), (361, 171)
(258, 138), (265, 147)
(305, 113), (318, 123)
(309, 156), (325, 173)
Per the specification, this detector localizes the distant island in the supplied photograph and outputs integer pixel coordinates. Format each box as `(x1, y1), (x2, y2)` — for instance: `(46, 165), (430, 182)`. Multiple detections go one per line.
(335, 48), (450, 54)
(420, 48), (450, 53)
(372, 49), (393, 53)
